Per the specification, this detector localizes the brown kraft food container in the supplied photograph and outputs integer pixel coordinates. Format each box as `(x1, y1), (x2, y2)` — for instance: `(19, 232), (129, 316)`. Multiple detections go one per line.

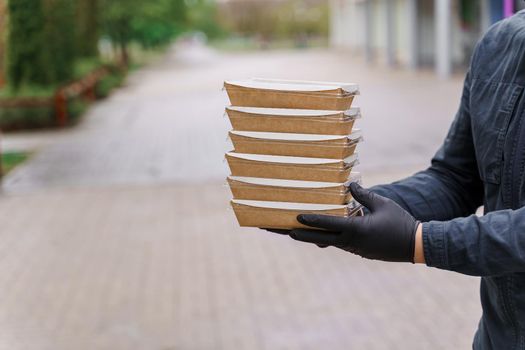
(231, 199), (362, 229)
(226, 106), (360, 135)
(225, 152), (359, 183)
(229, 130), (362, 159)
(227, 174), (361, 204)
(224, 79), (359, 110)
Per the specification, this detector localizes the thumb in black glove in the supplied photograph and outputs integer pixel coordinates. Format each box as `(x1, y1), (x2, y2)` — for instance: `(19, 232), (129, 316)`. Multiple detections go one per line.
(291, 182), (420, 263)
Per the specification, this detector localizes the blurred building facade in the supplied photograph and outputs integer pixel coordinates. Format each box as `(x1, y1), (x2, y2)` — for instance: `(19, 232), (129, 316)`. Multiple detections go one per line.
(330, 0), (525, 77)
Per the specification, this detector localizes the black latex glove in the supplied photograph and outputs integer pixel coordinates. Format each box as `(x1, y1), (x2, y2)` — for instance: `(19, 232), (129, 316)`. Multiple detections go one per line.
(290, 183), (420, 263)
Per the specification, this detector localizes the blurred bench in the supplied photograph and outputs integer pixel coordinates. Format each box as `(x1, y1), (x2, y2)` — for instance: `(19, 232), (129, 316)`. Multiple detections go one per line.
(0, 128), (3, 178)
(0, 67), (110, 129)
(54, 67), (109, 126)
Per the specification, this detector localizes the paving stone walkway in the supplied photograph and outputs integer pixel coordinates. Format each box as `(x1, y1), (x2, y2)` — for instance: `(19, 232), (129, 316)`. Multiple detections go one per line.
(0, 44), (481, 349)
(3, 43), (463, 191)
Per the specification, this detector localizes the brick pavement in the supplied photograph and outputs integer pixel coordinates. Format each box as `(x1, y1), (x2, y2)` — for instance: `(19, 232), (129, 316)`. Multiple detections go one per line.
(0, 184), (480, 350)
(2, 44), (464, 191)
(0, 45), (481, 349)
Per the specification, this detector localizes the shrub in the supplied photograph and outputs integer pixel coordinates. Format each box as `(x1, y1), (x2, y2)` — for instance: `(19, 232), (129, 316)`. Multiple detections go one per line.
(0, 104), (54, 130)
(95, 69), (125, 98)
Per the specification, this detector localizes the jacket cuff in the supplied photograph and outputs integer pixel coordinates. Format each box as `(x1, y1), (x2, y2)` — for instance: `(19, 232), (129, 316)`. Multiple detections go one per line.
(422, 221), (448, 269)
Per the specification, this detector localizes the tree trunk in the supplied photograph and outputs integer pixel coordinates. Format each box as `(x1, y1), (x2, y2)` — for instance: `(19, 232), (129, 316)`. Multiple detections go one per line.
(119, 40), (129, 67)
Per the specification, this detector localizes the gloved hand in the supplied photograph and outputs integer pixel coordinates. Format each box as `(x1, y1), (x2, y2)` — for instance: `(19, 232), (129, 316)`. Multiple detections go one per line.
(290, 183), (420, 263)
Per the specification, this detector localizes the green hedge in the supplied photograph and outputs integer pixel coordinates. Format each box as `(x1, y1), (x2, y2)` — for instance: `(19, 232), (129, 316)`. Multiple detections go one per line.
(0, 98), (89, 130)
(0, 66), (124, 130)
(0, 104), (54, 130)
(95, 71), (125, 98)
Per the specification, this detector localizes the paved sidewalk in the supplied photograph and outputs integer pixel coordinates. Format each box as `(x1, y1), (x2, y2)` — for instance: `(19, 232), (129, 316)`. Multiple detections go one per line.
(2, 44), (463, 192)
(0, 45), (481, 349)
(0, 184), (480, 350)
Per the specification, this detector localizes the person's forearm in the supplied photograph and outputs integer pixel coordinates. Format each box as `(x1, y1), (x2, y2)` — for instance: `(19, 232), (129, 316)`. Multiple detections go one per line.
(422, 206), (525, 276)
(372, 69), (482, 223)
(414, 223), (425, 264)
(370, 167), (483, 223)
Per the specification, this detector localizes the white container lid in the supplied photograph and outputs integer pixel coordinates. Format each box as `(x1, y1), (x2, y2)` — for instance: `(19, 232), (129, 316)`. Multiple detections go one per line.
(226, 152), (358, 165)
(225, 78), (360, 94)
(230, 130), (362, 142)
(228, 173), (361, 189)
(232, 199), (347, 211)
(226, 105), (361, 117)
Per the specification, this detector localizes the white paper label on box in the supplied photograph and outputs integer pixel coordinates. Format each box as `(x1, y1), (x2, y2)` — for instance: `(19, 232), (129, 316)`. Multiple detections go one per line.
(227, 106), (361, 117)
(227, 152), (358, 165)
(225, 79), (359, 94)
(232, 199), (347, 211)
(230, 131), (357, 142)
(250, 78), (360, 94)
(229, 176), (345, 188)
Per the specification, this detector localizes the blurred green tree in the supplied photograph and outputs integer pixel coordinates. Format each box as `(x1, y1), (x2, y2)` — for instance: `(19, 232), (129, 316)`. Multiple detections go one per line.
(101, 0), (187, 65)
(7, 0), (78, 89)
(0, 0), (7, 86)
(76, 0), (99, 57)
(186, 0), (223, 40)
(6, 0), (192, 91)
(131, 0), (187, 48)
(274, 0), (329, 39)
(7, 0), (51, 89)
(217, 0), (328, 43)
(101, 0), (135, 65)
(43, 0), (77, 83)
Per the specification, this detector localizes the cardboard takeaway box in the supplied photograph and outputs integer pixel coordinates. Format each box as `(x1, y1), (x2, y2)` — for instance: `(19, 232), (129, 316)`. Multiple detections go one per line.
(226, 152), (359, 183)
(231, 199), (362, 229)
(224, 78), (359, 110)
(228, 173), (361, 205)
(229, 130), (362, 159)
(226, 106), (360, 135)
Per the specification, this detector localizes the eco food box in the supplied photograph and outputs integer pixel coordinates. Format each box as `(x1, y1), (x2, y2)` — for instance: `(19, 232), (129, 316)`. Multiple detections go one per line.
(228, 173), (361, 204)
(225, 152), (359, 183)
(231, 199), (362, 229)
(226, 106), (360, 135)
(229, 130), (362, 159)
(224, 78), (359, 110)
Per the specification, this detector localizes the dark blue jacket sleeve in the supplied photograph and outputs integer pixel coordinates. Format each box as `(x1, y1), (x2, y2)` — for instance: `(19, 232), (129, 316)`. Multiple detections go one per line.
(369, 17), (525, 276)
(370, 70), (484, 222)
(422, 208), (525, 276)
(369, 69), (525, 276)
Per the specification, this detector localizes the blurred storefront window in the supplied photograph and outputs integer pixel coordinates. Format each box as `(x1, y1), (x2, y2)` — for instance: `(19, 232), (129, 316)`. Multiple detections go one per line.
(330, 0), (524, 78)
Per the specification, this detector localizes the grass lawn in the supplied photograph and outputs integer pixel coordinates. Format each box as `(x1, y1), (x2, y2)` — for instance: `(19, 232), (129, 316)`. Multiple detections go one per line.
(1, 151), (30, 175)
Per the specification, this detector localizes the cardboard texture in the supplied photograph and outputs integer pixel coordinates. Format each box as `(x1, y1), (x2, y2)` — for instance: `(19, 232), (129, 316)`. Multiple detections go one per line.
(231, 200), (344, 229)
(229, 130), (361, 159)
(226, 106), (358, 135)
(224, 79), (358, 110)
(223, 78), (363, 229)
(231, 199), (362, 229)
(227, 176), (360, 204)
(226, 152), (358, 183)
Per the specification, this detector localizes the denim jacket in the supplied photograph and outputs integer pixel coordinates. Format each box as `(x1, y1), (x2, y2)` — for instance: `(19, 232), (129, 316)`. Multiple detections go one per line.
(371, 12), (525, 350)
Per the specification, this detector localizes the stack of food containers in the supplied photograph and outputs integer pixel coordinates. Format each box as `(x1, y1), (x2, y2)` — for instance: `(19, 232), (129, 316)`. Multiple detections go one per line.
(224, 78), (363, 230)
